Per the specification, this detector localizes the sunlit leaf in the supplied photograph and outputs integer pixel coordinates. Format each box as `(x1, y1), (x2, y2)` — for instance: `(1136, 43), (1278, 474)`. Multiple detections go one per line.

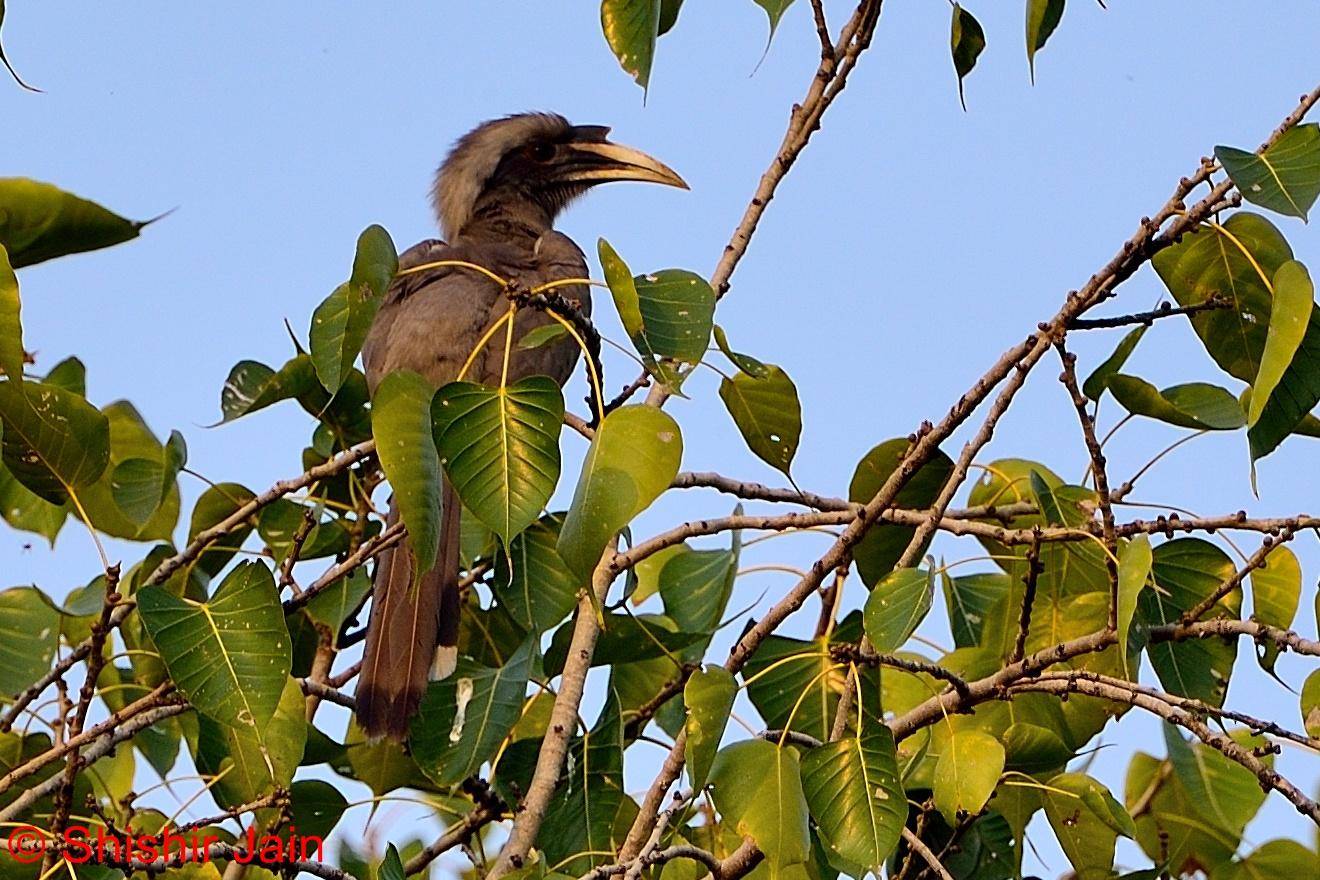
(1025, 0), (1065, 83)
(1216, 124), (1320, 220)
(411, 637), (535, 786)
(941, 570), (1008, 649)
(863, 567), (934, 653)
(433, 377), (563, 547)
(0, 378), (110, 504)
(217, 355), (319, 424)
(516, 322), (570, 351)
(310, 225), (398, 395)
(950, 4), (986, 110)
(557, 405), (682, 578)
(0, 456), (66, 544)
(849, 439), (954, 587)
(684, 665), (736, 791)
(933, 728), (1003, 823)
(1042, 772), (1132, 880)
(1301, 669), (1320, 738)
(800, 727), (905, 872)
(138, 561), (291, 731)
(1248, 260), (1313, 435)
(601, 0), (663, 90)
(713, 324), (768, 377)
(709, 739), (811, 874)
(0, 586), (59, 697)
(1116, 534), (1152, 676)
(1107, 375), (1245, 430)
(1250, 544), (1300, 673)
(1082, 325), (1147, 401)
(1218, 840), (1320, 880)
(372, 370), (441, 578)
(0, 178), (151, 267)
(719, 365), (801, 478)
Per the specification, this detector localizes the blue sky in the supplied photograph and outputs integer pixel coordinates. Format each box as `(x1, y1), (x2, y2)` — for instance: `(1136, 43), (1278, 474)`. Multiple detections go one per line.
(5, 0), (1320, 875)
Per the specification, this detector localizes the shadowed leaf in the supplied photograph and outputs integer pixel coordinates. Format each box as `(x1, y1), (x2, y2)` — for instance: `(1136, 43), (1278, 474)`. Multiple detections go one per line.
(0, 179), (151, 267)
(950, 4), (986, 110)
(310, 225), (398, 395)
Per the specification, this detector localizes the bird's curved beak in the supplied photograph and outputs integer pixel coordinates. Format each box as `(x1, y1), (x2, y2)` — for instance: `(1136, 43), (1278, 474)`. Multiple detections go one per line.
(560, 140), (689, 190)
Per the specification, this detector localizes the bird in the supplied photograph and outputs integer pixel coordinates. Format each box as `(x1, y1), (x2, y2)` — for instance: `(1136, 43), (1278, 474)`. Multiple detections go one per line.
(356, 112), (687, 741)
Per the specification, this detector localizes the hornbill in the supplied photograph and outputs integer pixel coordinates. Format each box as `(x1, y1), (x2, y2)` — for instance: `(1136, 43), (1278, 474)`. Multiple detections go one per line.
(356, 113), (687, 741)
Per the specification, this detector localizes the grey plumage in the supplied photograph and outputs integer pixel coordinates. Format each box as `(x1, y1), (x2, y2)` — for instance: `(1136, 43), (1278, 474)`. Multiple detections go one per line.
(356, 112), (685, 741)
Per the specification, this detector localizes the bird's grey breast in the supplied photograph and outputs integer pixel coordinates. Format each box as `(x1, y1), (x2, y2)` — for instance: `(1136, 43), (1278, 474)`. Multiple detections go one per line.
(362, 234), (590, 395)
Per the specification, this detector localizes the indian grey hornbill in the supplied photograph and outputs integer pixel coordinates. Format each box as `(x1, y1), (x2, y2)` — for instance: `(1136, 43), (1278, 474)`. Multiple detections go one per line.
(356, 112), (687, 741)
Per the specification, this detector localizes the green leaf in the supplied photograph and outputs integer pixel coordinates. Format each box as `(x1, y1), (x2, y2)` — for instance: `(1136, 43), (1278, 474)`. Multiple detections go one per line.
(1117, 534), (1152, 676)
(1082, 325), (1147, 401)
(753, 0), (798, 42)
(709, 739), (811, 875)
(941, 570), (1008, 648)
(411, 637), (535, 786)
(1162, 725), (1267, 835)
(849, 439), (955, 587)
(557, 405), (682, 578)
(110, 431), (185, 527)
(0, 1), (36, 91)
(137, 561), (291, 731)
(1250, 545), (1300, 673)
(0, 379), (110, 504)
(1043, 772), (1132, 880)
(684, 665), (737, 791)
(1249, 260), (1313, 430)
(289, 779), (349, 841)
(492, 513), (581, 634)
(544, 613), (705, 677)
(1025, 0), (1065, 83)
(0, 178), (150, 267)
(256, 499), (351, 563)
(1138, 538), (1239, 707)
(601, 0), (663, 90)
(800, 727), (905, 873)
(1215, 124), (1320, 220)
(658, 535), (739, 661)
(0, 246), (20, 384)
(742, 635), (852, 742)
(379, 845), (405, 880)
(516, 322), (570, 351)
(432, 377), (564, 547)
(950, 4), (986, 110)
(186, 482), (256, 579)
(863, 567), (934, 653)
(1153, 212), (1320, 459)
(310, 225), (398, 394)
(713, 324), (768, 377)
(1124, 751), (1236, 875)
(217, 355), (319, 424)
(42, 356), (85, 394)
(719, 365), (801, 478)
(1301, 668), (1320, 738)
(1219, 840), (1320, 880)
(0, 586), (59, 697)
(78, 401), (182, 542)
(1107, 375), (1245, 430)
(933, 728), (1003, 823)
(372, 370), (441, 578)
(0, 456), (66, 544)
(193, 676), (306, 816)
(539, 693), (627, 875)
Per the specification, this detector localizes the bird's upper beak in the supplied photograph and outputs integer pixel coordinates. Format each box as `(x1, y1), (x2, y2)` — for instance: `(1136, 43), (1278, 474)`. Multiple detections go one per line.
(559, 139), (689, 190)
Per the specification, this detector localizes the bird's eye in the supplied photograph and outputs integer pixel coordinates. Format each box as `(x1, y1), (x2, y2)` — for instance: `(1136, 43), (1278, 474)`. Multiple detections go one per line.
(527, 143), (557, 162)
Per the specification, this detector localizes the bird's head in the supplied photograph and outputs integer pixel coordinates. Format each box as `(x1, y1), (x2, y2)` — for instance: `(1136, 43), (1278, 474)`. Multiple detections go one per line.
(433, 112), (687, 239)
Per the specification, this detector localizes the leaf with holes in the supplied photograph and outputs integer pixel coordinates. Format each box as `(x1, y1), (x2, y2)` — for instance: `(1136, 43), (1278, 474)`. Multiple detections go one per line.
(0, 586), (59, 697)
(684, 665), (736, 791)
(0, 379), (109, 504)
(138, 561), (291, 731)
(411, 637), (535, 786)
(432, 377), (563, 547)
(863, 567), (934, 653)
(557, 405), (682, 578)
(310, 225), (398, 394)
(1117, 534), (1152, 677)
(372, 370), (441, 577)
(1250, 545), (1300, 674)
(719, 365), (800, 478)
(1216, 124), (1320, 220)
(849, 439), (954, 586)
(950, 4), (985, 110)
(801, 727), (906, 872)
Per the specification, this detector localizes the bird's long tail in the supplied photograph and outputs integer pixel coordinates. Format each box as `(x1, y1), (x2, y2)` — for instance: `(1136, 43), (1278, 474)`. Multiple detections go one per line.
(356, 480), (462, 741)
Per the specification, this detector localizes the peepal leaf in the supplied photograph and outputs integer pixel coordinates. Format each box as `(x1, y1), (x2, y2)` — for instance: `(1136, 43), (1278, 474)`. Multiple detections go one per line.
(1107, 375), (1245, 430)
(863, 567), (934, 653)
(950, 4), (986, 110)
(110, 430), (186, 526)
(0, 246), (20, 383)
(1249, 545), (1300, 674)
(557, 405), (682, 578)
(601, 0), (662, 90)
(1216, 124), (1320, 220)
(310, 224), (398, 394)
(0, 178), (151, 267)
(753, 1), (798, 42)
(719, 365), (801, 477)
(684, 665), (736, 791)
(492, 513), (581, 634)
(800, 728), (905, 872)
(933, 729), (1003, 823)
(1043, 772), (1133, 880)
(194, 676), (306, 814)
(1301, 669), (1320, 738)
(849, 439), (954, 586)
(137, 561), (291, 731)
(432, 377), (564, 546)
(0, 586), (60, 697)
(373, 371), (441, 578)
(217, 355), (318, 424)
(1117, 534), (1152, 676)
(1083, 325), (1147, 401)
(1248, 260), (1313, 430)
(709, 739), (811, 873)
(1025, 0), (1065, 83)
(0, 378), (110, 504)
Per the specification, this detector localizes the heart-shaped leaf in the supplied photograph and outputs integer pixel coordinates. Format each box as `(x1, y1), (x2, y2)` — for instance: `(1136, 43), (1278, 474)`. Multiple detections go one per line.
(719, 365), (801, 478)
(801, 727), (906, 872)
(709, 739), (811, 873)
(432, 376), (564, 547)
(193, 676), (306, 816)
(310, 225), (398, 395)
(372, 370), (441, 577)
(933, 728), (1003, 822)
(941, 570), (1009, 648)
(863, 567), (934, 653)
(1043, 772), (1133, 879)
(492, 513), (581, 634)
(1215, 124), (1320, 220)
(0, 178), (150, 267)
(0, 378), (110, 504)
(557, 405), (682, 578)
(138, 561), (291, 731)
